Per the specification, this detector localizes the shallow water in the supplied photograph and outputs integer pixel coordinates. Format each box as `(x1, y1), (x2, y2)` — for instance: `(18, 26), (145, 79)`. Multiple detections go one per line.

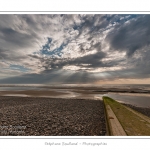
(3, 94), (29, 97)
(0, 84), (150, 107)
(106, 93), (150, 108)
(0, 86), (40, 91)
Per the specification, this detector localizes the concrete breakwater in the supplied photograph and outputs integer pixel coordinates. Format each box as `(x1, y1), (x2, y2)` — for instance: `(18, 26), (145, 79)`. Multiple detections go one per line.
(103, 96), (150, 136)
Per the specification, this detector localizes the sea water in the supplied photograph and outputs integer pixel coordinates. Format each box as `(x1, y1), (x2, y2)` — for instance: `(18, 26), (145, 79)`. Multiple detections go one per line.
(0, 84), (150, 107)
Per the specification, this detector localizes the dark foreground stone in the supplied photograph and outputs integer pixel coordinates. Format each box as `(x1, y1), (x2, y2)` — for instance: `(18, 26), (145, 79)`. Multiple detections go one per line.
(0, 96), (106, 136)
(123, 103), (150, 118)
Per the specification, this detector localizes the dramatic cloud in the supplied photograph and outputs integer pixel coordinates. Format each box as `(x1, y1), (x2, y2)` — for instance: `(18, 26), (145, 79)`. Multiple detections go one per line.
(0, 14), (150, 84)
(106, 15), (150, 56)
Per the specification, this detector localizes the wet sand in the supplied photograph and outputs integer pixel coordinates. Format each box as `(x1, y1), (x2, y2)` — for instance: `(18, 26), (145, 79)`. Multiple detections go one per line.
(0, 90), (67, 97)
(0, 96), (106, 136)
(0, 85), (150, 136)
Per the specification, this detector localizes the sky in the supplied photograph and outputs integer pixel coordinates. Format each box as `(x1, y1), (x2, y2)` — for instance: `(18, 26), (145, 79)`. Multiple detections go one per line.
(0, 14), (150, 84)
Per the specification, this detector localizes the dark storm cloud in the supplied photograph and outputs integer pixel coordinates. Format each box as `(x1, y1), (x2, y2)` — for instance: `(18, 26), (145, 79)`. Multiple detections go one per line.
(106, 15), (150, 56)
(0, 48), (9, 59)
(70, 51), (106, 68)
(0, 15), (42, 66)
(1, 48), (150, 84)
(76, 14), (110, 39)
(0, 69), (96, 84)
(0, 48), (27, 61)
(0, 55), (149, 84)
(0, 27), (36, 48)
(0, 14), (150, 84)
(29, 50), (107, 71)
(79, 40), (101, 53)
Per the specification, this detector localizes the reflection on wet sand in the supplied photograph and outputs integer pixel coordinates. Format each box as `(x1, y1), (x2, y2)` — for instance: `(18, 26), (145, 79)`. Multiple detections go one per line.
(0, 85), (150, 106)
(0, 89), (104, 100)
(0, 90), (67, 97)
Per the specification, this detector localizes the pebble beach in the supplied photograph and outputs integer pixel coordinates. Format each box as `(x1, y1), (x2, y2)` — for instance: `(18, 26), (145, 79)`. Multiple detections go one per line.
(0, 96), (106, 136)
(123, 103), (150, 118)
